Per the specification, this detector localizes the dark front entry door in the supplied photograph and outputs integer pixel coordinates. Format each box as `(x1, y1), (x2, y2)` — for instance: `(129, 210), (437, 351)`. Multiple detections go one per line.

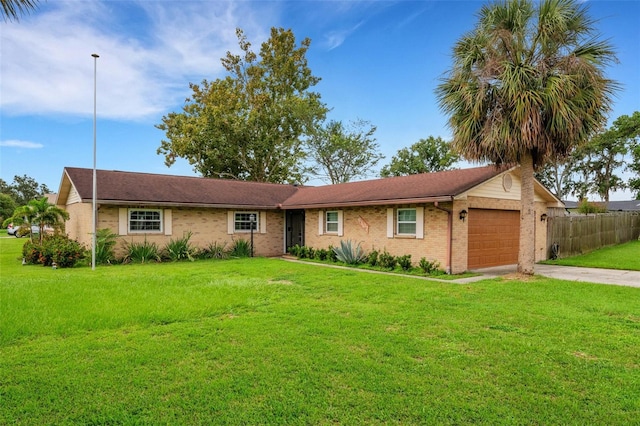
(286, 210), (305, 250)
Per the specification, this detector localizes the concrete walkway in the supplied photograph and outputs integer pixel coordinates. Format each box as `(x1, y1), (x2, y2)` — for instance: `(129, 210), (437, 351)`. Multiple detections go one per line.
(471, 264), (640, 288)
(281, 257), (639, 288)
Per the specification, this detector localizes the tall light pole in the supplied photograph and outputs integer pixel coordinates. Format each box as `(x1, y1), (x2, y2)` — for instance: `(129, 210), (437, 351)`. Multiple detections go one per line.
(91, 53), (99, 270)
(249, 214), (256, 257)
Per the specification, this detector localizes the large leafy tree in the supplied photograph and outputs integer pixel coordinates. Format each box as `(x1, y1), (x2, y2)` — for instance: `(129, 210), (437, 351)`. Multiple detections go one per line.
(1, 0), (39, 21)
(542, 112), (640, 202)
(157, 27), (327, 184)
(306, 119), (383, 184)
(581, 120), (629, 205)
(535, 143), (597, 201)
(0, 178), (8, 193)
(0, 194), (17, 226)
(2, 197), (69, 243)
(535, 158), (576, 201)
(436, 0), (617, 274)
(614, 112), (640, 199)
(380, 136), (459, 177)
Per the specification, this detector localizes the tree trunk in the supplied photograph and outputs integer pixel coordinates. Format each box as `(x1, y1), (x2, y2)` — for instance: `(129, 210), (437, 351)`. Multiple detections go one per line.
(518, 151), (536, 275)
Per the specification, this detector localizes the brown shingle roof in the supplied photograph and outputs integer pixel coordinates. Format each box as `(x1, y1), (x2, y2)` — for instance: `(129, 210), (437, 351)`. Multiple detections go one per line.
(63, 167), (299, 209)
(61, 165), (511, 209)
(281, 166), (508, 208)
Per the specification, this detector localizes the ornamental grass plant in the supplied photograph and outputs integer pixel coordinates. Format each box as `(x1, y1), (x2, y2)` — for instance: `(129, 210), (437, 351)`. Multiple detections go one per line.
(123, 238), (161, 263)
(164, 231), (197, 262)
(95, 228), (118, 265)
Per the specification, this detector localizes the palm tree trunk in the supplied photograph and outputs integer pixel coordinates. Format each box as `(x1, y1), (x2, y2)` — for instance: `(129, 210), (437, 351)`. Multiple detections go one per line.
(518, 151), (536, 275)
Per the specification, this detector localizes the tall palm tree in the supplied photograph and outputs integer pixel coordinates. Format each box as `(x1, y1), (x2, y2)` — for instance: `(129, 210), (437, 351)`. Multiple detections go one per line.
(436, 0), (618, 274)
(1, 0), (40, 21)
(3, 197), (69, 244)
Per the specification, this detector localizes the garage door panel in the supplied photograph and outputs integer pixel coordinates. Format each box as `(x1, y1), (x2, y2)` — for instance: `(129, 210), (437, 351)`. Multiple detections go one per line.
(468, 209), (519, 269)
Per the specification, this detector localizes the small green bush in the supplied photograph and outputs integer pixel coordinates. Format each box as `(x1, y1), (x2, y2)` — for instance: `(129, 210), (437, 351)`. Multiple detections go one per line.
(314, 248), (329, 261)
(296, 246), (312, 259)
(367, 249), (379, 267)
(287, 244), (302, 257)
(95, 228), (118, 265)
(22, 240), (42, 264)
(327, 245), (338, 262)
(230, 238), (252, 257)
(397, 254), (412, 271)
(577, 200), (607, 214)
(22, 235), (85, 268)
(164, 231), (197, 262)
(289, 245), (317, 259)
(419, 257), (441, 274)
(17, 226), (32, 238)
(306, 247), (316, 259)
(202, 241), (229, 259)
(377, 250), (396, 270)
(333, 240), (367, 265)
(124, 239), (161, 263)
(49, 236), (85, 268)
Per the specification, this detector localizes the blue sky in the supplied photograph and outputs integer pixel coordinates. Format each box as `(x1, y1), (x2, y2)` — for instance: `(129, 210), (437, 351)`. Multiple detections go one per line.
(1, 0), (639, 200)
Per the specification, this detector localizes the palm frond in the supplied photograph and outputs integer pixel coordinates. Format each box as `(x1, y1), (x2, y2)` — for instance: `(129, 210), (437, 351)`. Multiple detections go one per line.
(1, 0), (40, 22)
(436, 0), (618, 166)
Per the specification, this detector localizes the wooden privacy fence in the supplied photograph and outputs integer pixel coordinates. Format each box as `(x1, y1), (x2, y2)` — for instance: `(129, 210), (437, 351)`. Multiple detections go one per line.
(546, 212), (640, 259)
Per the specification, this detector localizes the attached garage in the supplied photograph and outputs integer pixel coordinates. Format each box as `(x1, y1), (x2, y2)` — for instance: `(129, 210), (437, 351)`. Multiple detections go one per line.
(467, 209), (519, 269)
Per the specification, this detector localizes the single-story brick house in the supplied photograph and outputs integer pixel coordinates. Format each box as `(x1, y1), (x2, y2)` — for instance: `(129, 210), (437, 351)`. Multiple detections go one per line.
(56, 165), (563, 273)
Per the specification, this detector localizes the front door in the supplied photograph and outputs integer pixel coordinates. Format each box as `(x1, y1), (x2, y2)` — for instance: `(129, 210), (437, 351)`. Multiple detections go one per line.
(286, 210), (305, 251)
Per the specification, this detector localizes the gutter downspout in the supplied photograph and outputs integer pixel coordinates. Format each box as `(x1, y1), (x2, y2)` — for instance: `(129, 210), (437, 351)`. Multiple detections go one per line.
(434, 198), (453, 274)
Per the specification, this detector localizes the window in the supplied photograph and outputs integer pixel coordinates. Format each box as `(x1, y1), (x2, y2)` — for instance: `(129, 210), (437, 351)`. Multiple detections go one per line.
(319, 210), (343, 236)
(234, 212), (258, 232)
(325, 211), (339, 233)
(397, 208), (417, 235)
(387, 207), (423, 239)
(129, 209), (162, 232)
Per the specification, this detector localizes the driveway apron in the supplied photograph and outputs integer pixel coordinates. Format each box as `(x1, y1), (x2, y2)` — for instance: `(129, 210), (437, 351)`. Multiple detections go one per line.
(535, 264), (640, 288)
(471, 264), (640, 288)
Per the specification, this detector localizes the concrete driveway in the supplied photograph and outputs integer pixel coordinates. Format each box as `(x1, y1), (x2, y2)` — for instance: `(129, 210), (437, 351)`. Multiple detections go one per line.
(470, 264), (640, 288)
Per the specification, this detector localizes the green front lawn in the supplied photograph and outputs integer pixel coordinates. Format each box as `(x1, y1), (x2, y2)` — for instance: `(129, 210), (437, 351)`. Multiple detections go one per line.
(1, 236), (639, 424)
(542, 239), (640, 271)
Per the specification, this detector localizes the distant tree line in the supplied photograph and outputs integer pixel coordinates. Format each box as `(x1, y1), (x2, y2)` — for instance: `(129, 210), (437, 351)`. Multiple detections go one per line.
(0, 175), (51, 225)
(535, 112), (640, 203)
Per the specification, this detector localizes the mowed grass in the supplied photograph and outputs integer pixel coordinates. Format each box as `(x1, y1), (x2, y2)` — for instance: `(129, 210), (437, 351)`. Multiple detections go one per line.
(1, 236), (639, 424)
(542, 239), (640, 271)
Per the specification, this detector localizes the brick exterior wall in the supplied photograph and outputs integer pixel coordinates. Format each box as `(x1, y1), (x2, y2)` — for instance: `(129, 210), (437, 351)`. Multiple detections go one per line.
(451, 200), (469, 275)
(66, 203), (285, 258)
(64, 202), (93, 248)
(63, 196), (550, 273)
(303, 198), (550, 275)
(304, 204), (451, 271)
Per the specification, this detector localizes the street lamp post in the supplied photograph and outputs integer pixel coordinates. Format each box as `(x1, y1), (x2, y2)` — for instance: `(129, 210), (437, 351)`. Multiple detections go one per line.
(249, 214), (256, 257)
(91, 53), (99, 271)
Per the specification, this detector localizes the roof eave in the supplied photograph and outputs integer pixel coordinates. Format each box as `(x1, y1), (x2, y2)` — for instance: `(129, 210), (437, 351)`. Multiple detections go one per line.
(281, 196), (455, 210)
(87, 199), (281, 210)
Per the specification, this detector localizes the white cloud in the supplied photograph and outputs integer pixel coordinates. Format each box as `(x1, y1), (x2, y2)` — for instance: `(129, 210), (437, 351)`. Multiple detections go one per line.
(316, 1), (395, 51)
(322, 21), (364, 50)
(0, 140), (44, 149)
(0, 1), (273, 121)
